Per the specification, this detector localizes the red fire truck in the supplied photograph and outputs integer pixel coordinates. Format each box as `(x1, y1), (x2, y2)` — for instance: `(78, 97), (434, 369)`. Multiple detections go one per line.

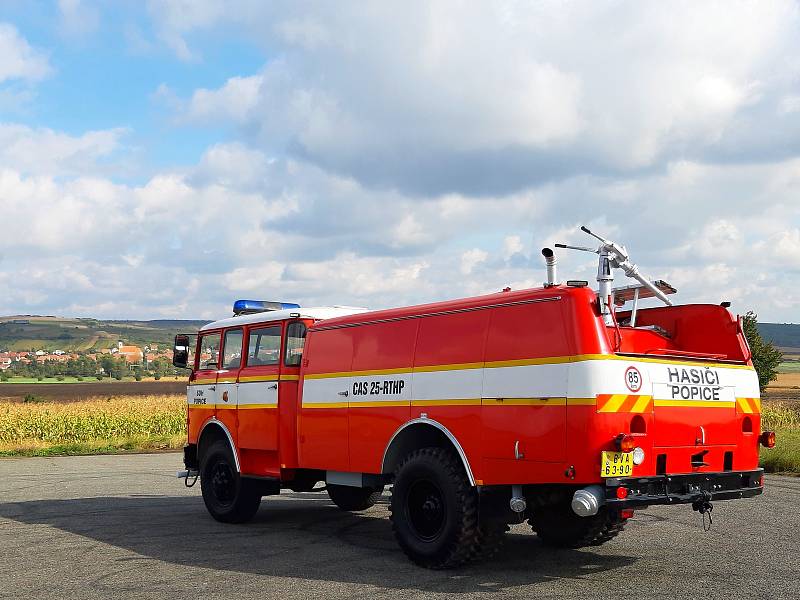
(174, 227), (775, 569)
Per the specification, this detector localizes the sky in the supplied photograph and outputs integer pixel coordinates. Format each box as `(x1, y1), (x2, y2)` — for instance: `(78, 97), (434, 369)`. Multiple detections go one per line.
(1, 0), (800, 322)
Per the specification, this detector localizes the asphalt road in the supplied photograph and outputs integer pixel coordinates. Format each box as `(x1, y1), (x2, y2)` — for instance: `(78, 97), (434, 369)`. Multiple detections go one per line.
(0, 454), (797, 600)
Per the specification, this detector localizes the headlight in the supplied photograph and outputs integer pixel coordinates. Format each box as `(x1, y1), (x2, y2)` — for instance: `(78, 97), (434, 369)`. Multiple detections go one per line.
(632, 446), (645, 465)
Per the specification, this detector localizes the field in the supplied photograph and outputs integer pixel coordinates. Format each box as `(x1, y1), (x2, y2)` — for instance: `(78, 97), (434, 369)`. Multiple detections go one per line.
(0, 380), (187, 402)
(0, 394), (186, 456)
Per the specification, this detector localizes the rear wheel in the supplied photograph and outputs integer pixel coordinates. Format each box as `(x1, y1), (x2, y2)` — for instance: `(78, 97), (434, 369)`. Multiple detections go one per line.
(529, 504), (626, 548)
(389, 447), (483, 569)
(327, 484), (383, 511)
(200, 440), (261, 523)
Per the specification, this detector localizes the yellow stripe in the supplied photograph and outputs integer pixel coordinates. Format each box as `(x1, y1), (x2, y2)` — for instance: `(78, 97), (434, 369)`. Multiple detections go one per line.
(598, 394), (628, 413)
(413, 362), (484, 373)
(567, 397), (597, 406)
(238, 375), (278, 383)
(237, 404), (277, 409)
(299, 354), (753, 380)
(281, 374), (300, 381)
(411, 398), (482, 407)
(302, 402), (348, 409)
(752, 397), (762, 412)
(481, 397), (566, 406)
(485, 356), (574, 368)
(216, 377), (237, 383)
(654, 400), (735, 408)
(630, 395), (653, 413)
(349, 400), (409, 408)
(304, 366), (411, 380)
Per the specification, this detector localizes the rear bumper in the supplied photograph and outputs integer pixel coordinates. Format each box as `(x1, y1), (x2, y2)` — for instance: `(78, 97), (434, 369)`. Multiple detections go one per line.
(603, 469), (763, 508)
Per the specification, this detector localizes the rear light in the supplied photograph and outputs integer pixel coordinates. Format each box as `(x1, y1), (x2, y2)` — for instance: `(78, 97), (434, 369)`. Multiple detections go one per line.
(614, 433), (636, 452)
(616, 486), (629, 499)
(632, 447), (645, 465)
(620, 509), (635, 519)
(759, 431), (776, 448)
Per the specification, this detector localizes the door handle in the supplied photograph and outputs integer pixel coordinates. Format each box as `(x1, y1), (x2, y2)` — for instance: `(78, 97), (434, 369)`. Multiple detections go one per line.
(209, 386), (216, 391)
(338, 390), (349, 397)
(268, 383), (278, 389)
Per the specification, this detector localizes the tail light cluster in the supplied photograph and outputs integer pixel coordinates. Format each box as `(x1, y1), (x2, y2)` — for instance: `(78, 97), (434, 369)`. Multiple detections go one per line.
(759, 431), (776, 448)
(614, 433), (646, 465)
(614, 433), (636, 452)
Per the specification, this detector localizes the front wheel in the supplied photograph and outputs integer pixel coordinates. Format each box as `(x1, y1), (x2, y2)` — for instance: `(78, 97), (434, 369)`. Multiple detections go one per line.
(529, 504), (626, 548)
(390, 447), (482, 569)
(200, 440), (261, 523)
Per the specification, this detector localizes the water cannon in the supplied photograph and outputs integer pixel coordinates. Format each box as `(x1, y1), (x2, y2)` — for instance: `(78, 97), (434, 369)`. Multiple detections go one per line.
(553, 226), (674, 326)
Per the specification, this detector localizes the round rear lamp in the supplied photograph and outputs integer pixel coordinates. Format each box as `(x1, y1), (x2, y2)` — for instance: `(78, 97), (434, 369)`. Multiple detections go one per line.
(632, 446), (645, 465)
(616, 486), (629, 499)
(759, 431), (776, 448)
(615, 433), (636, 452)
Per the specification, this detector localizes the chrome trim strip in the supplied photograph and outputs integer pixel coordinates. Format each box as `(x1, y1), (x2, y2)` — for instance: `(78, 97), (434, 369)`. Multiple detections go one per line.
(381, 418), (476, 486)
(313, 296), (561, 331)
(199, 417), (240, 472)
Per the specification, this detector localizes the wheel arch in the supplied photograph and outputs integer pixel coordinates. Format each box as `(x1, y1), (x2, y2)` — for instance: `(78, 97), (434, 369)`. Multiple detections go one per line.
(381, 419), (476, 486)
(198, 418), (240, 472)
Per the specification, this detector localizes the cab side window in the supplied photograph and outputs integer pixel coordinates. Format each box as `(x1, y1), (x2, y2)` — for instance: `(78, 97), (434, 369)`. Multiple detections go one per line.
(197, 333), (221, 370)
(285, 322), (307, 366)
(246, 326), (282, 367)
(221, 329), (244, 369)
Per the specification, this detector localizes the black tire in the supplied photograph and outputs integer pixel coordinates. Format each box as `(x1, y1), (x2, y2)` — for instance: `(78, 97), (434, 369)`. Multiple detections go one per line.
(200, 440), (261, 523)
(327, 484), (383, 511)
(529, 504), (626, 548)
(389, 447), (482, 569)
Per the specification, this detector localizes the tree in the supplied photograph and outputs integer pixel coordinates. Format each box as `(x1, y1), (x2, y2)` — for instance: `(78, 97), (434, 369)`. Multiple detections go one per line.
(742, 311), (783, 393)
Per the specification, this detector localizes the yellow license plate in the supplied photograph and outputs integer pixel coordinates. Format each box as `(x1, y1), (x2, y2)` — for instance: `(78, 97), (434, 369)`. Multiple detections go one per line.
(601, 451), (633, 477)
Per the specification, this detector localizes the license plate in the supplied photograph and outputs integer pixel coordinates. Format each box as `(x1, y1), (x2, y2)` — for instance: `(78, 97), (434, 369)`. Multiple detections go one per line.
(601, 451), (633, 477)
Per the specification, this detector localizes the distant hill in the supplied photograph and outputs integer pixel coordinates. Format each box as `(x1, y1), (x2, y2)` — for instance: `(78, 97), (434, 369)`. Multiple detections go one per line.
(757, 322), (800, 352)
(0, 316), (210, 352)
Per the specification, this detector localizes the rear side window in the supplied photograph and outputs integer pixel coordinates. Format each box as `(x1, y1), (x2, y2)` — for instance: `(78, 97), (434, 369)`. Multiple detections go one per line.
(197, 333), (221, 370)
(285, 322), (307, 366)
(247, 326), (282, 366)
(222, 329), (244, 369)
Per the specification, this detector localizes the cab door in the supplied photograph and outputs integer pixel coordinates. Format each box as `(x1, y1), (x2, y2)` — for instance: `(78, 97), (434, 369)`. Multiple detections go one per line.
(216, 328), (244, 441)
(237, 324), (282, 451)
(188, 331), (222, 442)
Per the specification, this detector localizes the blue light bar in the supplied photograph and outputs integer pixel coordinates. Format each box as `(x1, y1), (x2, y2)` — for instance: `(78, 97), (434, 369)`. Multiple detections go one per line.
(233, 300), (301, 316)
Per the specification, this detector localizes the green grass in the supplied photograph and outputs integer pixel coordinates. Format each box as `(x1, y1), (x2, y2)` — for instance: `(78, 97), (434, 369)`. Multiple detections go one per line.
(777, 361), (800, 374)
(760, 429), (800, 475)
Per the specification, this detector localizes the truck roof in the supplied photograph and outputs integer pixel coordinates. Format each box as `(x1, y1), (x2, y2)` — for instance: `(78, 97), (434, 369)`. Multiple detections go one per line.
(311, 285), (572, 330)
(199, 306), (369, 332)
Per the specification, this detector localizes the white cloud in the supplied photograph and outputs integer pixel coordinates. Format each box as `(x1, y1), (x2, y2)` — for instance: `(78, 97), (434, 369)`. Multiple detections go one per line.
(460, 249), (488, 275)
(58, 0), (100, 37)
(0, 124), (126, 177)
(0, 23), (51, 83)
(153, 1), (800, 195)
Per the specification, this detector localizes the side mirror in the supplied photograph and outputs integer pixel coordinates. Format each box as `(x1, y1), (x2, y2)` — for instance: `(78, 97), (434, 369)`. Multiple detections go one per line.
(173, 334), (192, 370)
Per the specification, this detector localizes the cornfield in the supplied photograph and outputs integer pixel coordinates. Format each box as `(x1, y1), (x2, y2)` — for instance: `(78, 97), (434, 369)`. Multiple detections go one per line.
(0, 395), (185, 448)
(761, 401), (800, 431)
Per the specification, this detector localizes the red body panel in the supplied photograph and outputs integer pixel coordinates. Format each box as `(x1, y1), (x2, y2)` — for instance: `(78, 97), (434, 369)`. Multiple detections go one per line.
(186, 285), (761, 488)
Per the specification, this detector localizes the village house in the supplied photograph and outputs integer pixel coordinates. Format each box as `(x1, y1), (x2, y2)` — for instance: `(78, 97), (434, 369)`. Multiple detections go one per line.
(117, 342), (144, 364)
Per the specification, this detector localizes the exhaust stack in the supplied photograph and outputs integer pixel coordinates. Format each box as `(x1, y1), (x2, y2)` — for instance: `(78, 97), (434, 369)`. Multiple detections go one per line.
(542, 247), (558, 287)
